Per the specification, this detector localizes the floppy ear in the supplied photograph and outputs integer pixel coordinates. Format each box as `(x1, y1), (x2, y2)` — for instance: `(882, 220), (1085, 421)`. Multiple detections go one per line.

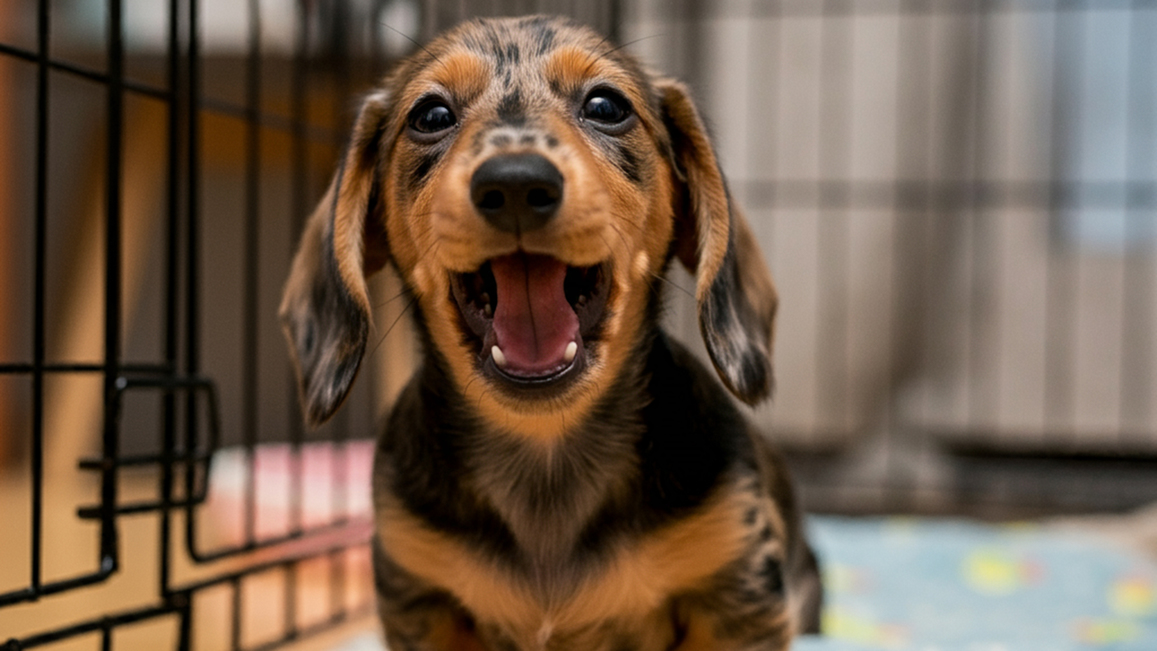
(279, 91), (391, 427)
(658, 79), (778, 405)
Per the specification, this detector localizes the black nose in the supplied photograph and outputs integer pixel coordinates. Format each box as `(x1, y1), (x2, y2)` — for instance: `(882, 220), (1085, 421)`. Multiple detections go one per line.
(470, 153), (563, 234)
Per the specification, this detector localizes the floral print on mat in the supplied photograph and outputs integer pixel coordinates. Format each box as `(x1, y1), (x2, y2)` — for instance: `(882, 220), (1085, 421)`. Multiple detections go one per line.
(795, 518), (1157, 651)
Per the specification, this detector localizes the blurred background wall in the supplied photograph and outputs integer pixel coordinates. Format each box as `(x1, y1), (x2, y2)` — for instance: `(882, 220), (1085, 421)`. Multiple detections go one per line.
(626, 0), (1157, 511)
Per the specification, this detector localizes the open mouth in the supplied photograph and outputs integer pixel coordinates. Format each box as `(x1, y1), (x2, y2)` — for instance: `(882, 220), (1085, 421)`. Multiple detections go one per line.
(451, 252), (609, 389)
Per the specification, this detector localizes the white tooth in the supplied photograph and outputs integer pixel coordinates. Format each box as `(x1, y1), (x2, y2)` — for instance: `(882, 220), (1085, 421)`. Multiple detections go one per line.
(491, 345), (507, 368)
(483, 304), (493, 317)
(564, 341), (578, 363)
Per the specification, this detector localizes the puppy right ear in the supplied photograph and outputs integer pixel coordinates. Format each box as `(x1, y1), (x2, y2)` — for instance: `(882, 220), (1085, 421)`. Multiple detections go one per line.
(279, 92), (391, 427)
(658, 79), (778, 405)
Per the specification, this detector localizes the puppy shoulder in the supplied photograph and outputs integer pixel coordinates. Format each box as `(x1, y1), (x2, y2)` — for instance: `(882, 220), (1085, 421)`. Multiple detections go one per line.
(631, 333), (758, 515)
(643, 332), (750, 439)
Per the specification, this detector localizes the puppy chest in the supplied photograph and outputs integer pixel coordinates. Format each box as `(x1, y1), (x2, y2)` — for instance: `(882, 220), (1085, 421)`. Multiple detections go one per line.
(378, 489), (758, 644)
(477, 607), (680, 651)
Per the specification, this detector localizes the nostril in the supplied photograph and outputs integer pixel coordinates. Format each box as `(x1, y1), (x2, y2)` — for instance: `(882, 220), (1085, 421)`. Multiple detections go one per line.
(479, 189), (506, 211)
(526, 187), (558, 210)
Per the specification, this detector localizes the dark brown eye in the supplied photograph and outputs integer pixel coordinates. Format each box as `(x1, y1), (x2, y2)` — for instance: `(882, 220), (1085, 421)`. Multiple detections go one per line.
(581, 89), (631, 126)
(409, 100), (457, 135)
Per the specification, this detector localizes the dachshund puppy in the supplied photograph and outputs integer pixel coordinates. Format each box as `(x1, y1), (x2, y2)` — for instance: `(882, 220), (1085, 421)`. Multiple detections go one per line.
(280, 15), (822, 651)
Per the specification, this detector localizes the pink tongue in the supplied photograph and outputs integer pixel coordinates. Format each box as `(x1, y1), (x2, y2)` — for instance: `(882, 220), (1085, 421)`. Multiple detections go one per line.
(490, 253), (579, 375)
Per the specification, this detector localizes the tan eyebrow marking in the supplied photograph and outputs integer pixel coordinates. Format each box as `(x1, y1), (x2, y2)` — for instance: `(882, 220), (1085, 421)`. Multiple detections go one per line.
(428, 50), (490, 103)
(544, 45), (605, 95)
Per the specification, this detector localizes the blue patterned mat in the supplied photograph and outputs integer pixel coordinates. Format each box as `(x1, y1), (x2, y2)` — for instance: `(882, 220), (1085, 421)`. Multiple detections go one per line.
(796, 517), (1157, 651)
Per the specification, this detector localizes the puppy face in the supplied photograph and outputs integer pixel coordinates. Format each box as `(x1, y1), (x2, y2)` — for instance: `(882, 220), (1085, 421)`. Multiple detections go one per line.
(383, 18), (676, 434)
(281, 16), (778, 438)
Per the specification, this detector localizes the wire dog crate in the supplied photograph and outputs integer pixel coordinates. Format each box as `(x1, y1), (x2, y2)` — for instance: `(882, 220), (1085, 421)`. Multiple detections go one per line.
(0, 3), (623, 649)
(0, 2), (387, 648)
(0, 0), (1155, 649)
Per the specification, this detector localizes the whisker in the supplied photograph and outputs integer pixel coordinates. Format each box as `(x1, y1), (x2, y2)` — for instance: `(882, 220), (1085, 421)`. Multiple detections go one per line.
(462, 373), (482, 397)
(427, 241), (443, 266)
(580, 34), (614, 78)
(374, 287), (412, 310)
(590, 33), (666, 71)
(478, 384), (492, 414)
(369, 294), (418, 359)
(596, 231), (618, 261)
(605, 222), (633, 257)
(365, 235), (448, 357)
(600, 220), (695, 301)
(379, 20), (442, 65)
(610, 215), (645, 234)
(651, 271), (696, 302)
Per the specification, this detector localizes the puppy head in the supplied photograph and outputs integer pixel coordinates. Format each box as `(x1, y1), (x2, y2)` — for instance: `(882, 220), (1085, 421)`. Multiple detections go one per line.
(280, 16), (776, 435)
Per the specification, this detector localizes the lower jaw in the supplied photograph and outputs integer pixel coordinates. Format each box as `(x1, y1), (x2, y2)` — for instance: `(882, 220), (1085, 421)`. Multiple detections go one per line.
(481, 339), (590, 400)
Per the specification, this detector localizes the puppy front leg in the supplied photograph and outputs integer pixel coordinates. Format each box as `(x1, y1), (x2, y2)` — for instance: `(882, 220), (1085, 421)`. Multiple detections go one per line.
(672, 558), (795, 651)
(373, 540), (489, 651)
(674, 602), (793, 651)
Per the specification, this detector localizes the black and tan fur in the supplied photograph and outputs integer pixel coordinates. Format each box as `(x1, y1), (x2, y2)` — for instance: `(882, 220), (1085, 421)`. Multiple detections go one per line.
(280, 16), (822, 650)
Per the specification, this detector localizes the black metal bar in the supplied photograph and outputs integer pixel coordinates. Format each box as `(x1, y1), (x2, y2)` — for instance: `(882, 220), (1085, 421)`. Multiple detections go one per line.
(0, 572), (111, 609)
(77, 497), (212, 519)
(82, 375), (221, 510)
(160, 0), (184, 599)
(7, 603), (180, 649)
(0, 362), (174, 374)
(191, 97), (342, 143)
(176, 592), (193, 651)
(4, 597), (204, 649)
(231, 578), (242, 651)
(184, 0), (203, 565)
(0, 56), (339, 141)
(0, 42), (171, 99)
(177, 527), (373, 594)
(29, 0), (49, 605)
(284, 564), (298, 643)
(79, 450), (213, 471)
(99, 0), (126, 582)
(0, 66), (340, 141)
(950, 444), (1157, 465)
(0, 73), (337, 140)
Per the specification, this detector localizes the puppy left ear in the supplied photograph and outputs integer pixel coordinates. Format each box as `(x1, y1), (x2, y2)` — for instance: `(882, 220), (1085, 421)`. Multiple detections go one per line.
(658, 79), (778, 405)
(279, 91), (391, 427)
